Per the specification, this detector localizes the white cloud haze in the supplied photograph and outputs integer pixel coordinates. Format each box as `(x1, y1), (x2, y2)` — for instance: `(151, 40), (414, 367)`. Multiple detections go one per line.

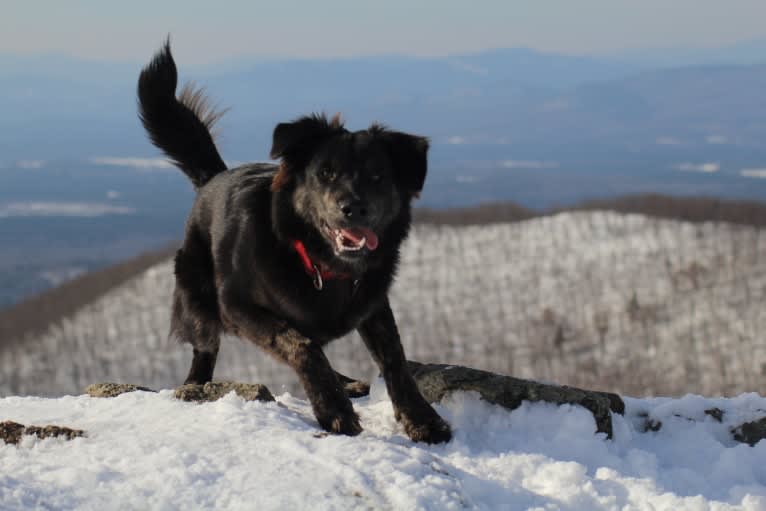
(655, 137), (682, 146)
(15, 160), (45, 169)
(673, 162), (720, 173)
(740, 168), (766, 179)
(0, 202), (135, 218)
(501, 160), (559, 169)
(90, 157), (174, 170)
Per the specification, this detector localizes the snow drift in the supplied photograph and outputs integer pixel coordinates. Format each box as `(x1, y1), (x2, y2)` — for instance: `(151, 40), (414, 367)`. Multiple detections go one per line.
(1, 384), (765, 510)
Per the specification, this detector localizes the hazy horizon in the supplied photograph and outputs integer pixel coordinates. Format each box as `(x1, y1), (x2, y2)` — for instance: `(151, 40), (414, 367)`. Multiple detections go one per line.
(4, 1), (766, 64)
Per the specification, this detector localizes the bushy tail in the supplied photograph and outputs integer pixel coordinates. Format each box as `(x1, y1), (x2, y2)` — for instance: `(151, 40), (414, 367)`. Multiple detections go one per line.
(137, 40), (227, 188)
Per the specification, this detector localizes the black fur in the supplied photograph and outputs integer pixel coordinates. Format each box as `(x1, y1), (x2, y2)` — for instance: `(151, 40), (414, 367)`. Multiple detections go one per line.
(138, 39), (227, 188)
(137, 42), (451, 443)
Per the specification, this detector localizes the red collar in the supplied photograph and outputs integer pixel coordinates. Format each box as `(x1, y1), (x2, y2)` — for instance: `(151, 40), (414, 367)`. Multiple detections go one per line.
(292, 240), (352, 290)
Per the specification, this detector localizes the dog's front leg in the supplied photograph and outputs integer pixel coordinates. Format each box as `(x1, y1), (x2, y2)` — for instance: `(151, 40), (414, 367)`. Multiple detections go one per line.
(275, 327), (362, 436)
(220, 290), (361, 436)
(358, 300), (452, 444)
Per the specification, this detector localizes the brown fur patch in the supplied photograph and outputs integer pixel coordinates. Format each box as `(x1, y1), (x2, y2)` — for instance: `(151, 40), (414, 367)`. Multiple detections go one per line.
(270, 162), (292, 191)
(178, 82), (229, 141)
(329, 112), (344, 129)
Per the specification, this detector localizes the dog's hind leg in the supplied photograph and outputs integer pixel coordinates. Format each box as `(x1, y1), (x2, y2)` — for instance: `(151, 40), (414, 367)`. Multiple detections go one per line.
(171, 283), (222, 384)
(334, 371), (370, 398)
(171, 232), (222, 385)
(185, 346), (220, 384)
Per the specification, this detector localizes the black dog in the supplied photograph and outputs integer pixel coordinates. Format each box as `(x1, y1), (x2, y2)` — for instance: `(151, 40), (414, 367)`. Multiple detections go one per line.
(137, 42), (451, 443)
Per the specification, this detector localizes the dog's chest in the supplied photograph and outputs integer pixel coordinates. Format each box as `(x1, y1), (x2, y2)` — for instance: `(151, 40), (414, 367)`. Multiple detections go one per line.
(272, 277), (368, 341)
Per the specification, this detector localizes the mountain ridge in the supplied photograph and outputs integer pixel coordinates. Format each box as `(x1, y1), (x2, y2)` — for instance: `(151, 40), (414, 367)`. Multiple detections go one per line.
(3, 209), (766, 398)
(4, 44), (766, 161)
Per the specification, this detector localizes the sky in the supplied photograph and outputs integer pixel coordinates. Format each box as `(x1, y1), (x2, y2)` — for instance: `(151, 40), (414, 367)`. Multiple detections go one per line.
(3, 0), (766, 64)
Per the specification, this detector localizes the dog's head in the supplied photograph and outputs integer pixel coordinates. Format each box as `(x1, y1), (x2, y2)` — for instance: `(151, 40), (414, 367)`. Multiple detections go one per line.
(269, 114), (427, 271)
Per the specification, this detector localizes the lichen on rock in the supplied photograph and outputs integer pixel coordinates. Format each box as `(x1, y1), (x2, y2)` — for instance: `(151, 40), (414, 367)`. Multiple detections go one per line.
(0, 420), (84, 445)
(174, 381), (275, 403)
(86, 382), (156, 398)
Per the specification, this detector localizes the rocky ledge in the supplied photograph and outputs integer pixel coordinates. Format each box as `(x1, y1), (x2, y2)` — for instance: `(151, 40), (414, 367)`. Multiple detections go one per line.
(407, 361), (624, 439)
(0, 420), (85, 445)
(7, 362), (760, 448)
(85, 381), (274, 403)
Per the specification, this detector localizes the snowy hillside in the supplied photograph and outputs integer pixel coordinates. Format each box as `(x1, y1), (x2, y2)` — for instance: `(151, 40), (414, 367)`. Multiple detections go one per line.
(3, 211), (766, 397)
(2, 384), (766, 510)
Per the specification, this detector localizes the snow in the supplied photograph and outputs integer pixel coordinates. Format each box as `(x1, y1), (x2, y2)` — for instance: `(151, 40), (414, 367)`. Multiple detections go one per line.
(4, 210), (766, 507)
(2, 383), (766, 510)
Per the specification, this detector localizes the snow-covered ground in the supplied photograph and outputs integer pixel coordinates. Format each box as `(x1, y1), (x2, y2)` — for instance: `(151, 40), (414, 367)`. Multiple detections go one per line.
(1, 383), (765, 510)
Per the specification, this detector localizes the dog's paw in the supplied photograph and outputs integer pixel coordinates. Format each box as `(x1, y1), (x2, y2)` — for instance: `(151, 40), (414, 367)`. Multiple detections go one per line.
(343, 380), (371, 398)
(316, 409), (363, 436)
(400, 407), (452, 444)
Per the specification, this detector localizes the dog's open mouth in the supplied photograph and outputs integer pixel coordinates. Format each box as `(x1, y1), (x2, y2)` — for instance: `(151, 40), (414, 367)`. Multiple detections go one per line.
(324, 224), (379, 253)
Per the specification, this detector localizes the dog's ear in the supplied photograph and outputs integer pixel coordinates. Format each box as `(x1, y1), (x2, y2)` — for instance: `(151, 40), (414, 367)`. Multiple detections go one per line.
(375, 127), (429, 198)
(270, 114), (345, 161)
(270, 114), (346, 191)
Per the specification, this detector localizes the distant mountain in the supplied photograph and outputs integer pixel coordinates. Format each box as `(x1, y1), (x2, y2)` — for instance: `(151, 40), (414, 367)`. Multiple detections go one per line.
(0, 160), (193, 307)
(508, 63), (766, 152)
(3, 45), (766, 166)
(0, 53), (142, 160)
(0, 47), (639, 161)
(615, 38), (766, 68)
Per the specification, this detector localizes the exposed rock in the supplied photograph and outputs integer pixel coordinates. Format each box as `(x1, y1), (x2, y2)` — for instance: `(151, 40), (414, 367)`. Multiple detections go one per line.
(24, 425), (85, 441)
(732, 417), (766, 446)
(407, 361), (624, 439)
(0, 421), (25, 445)
(638, 413), (662, 433)
(704, 407), (724, 423)
(174, 381), (275, 403)
(0, 420), (84, 445)
(619, 404), (766, 447)
(86, 382), (156, 398)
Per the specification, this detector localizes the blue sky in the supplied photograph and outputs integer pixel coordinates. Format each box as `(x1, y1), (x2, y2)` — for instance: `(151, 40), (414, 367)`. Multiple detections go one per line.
(4, 0), (766, 63)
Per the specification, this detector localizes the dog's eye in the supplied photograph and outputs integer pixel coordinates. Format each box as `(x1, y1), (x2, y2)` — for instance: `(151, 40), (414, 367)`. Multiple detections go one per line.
(319, 168), (337, 182)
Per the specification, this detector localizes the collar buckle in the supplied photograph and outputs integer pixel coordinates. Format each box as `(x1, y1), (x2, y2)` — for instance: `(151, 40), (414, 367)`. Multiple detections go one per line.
(311, 264), (323, 291)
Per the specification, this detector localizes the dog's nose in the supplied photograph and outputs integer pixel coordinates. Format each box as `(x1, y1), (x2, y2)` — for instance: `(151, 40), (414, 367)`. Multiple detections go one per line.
(338, 198), (368, 219)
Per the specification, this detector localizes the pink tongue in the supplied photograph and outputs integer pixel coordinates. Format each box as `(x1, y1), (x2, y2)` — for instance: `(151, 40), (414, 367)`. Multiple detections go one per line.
(341, 227), (379, 250)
